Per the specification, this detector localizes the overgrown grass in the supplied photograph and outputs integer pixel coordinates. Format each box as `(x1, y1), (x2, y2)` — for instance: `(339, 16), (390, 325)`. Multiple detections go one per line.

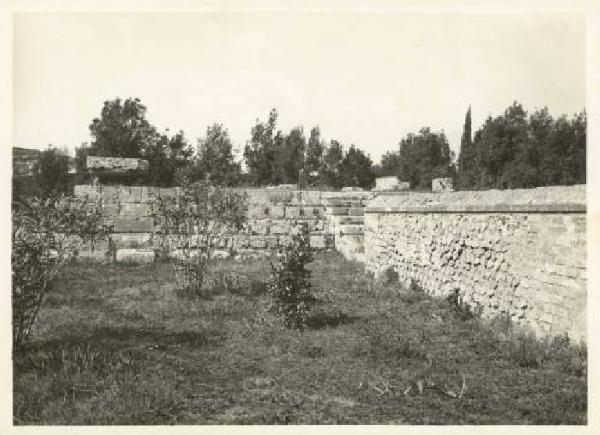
(13, 252), (587, 424)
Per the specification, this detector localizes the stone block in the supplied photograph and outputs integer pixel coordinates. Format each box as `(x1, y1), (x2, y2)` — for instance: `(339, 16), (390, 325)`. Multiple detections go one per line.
(101, 203), (120, 217)
(270, 221), (292, 235)
(269, 205), (285, 219)
(341, 186), (364, 192)
(279, 236), (292, 246)
(249, 237), (267, 249)
(374, 176), (410, 192)
(77, 239), (110, 261)
(116, 248), (155, 263)
(212, 250), (231, 260)
(347, 207), (365, 216)
(325, 206), (348, 216)
(111, 232), (152, 249)
(248, 204), (270, 219)
(309, 235), (326, 249)
(113, 217), (154, 233)
(266, 236), (279, 248)
(119, 202), (152, 217)
(339, 224), (364, 235)
(284, 206), (303, 219)
(249, 220), (269, 235)
(87, 156), (149, 174)
(74, 185), (102, 200)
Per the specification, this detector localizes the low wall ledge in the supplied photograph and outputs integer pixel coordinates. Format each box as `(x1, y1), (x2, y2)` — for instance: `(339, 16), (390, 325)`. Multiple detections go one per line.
(365, 185), (586, 214)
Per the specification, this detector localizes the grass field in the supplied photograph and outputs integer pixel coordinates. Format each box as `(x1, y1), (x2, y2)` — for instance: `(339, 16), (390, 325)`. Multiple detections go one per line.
(13, 252), (587, 424)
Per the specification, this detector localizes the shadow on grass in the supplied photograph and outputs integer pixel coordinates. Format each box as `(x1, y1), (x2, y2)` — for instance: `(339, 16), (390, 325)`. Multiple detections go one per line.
(16, 325), (225, 367)
(306, 310), (359, 329)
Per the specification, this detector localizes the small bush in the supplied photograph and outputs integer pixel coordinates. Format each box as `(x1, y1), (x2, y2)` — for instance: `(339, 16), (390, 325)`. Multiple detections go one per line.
(12, 195), (106, 350)
(268, 224), (315, 330)
(383, 266), (399, 285)
(446, 288), (478, 320)
(154, 183), (247, 298)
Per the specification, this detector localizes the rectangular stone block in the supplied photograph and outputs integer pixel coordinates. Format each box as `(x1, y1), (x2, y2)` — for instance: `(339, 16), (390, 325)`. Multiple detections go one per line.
(111, 233), (152, 249)
(116, 186), (144, 203)
(113, 217), (154, 233)
(284, 206), (302, 219)
(141, 186), (161, 202)
(270, 221), (292, 235)
(116, 248), (155, 263)
(310, 235), (326, 249)
(266, 236), (279, 248)
(249, 237), (267, 249)
(74, 185), (102, 200)
(247, 204), (270, 219)
(101, 202), (120, 217)
(77, 239), (110, 261)
(249, 220), (269, 235)
(339, 224), (364, 235)
(325, 206), (348, 216)
(347, 207), (365, 216)
(279, 235), (292, 246)
(159, 187), (180, 198)
(119, 202), (152, 217)
(269, 205), (285, 219)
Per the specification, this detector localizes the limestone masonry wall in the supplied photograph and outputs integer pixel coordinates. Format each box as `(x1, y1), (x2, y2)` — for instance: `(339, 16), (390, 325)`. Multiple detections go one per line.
(364, 185), (586, 341)
(73, 185), (371, 263)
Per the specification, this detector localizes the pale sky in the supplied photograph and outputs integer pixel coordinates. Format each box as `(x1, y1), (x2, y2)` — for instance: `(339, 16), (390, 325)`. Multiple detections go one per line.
(13, 12), (585, 162)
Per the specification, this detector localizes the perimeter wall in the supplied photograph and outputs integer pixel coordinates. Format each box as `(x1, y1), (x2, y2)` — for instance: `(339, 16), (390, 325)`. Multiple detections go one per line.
(363, 185), (586, 340)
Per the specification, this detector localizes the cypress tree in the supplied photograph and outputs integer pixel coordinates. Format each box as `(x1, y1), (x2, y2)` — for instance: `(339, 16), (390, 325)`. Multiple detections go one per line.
(457, 106), (474, 189)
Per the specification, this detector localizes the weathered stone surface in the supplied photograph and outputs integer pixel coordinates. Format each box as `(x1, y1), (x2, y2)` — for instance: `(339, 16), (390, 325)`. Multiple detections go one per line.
(365, 185), (586, 214)
(116, 249), (155, 263)
(111, 233), (152, 248)
(342, 186), (364, 192)
(113, 217), (154, 233)
(432, 177), (454, 193)
(119, 203), (152, 217)
(309, 235), (326, 249)
(374, 176), (410, 192)
(87, 156), (149, 173)
(363, 188), (586, 342)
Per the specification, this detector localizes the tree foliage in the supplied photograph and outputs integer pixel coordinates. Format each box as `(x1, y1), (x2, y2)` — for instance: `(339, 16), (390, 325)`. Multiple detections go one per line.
(339, 145), (375, 189)
(89, 98), (156, 158)
(457, 102), (586, 190)
(196, 123), (242, 186)
(32, 146), (72, 195)
(305, 127), (325, 185)
(244, 109), (279, 186)
(387, 128), (455, 190)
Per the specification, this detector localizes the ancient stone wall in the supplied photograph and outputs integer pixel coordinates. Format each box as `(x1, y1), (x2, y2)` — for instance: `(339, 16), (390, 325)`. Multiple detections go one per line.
(73, 185), (371, 263)
(364, 185), (586, 341)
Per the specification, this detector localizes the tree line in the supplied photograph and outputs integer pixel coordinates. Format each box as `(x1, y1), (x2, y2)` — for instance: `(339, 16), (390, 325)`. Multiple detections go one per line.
(14, 97), (585, 199)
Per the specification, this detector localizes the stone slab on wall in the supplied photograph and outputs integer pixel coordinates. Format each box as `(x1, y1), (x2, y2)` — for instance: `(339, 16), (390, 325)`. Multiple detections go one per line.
(374, 176), (410, 192)
(87, 156), (149, 173)
(364, 185), (586, 341)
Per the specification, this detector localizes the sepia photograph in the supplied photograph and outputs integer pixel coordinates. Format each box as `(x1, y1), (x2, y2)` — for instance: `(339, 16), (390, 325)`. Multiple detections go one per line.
(6, 0), (595, 427)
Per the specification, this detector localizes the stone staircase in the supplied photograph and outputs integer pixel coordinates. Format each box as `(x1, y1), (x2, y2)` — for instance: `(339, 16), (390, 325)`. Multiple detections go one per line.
(323, 192), (372, 262)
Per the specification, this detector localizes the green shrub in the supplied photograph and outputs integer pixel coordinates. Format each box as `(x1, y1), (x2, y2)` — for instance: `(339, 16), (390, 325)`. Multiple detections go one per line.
(446, 288), (479, 320)
(268, 224), (315, 330)
(154, 183), (247, 298)
(12, 195), (106, 349)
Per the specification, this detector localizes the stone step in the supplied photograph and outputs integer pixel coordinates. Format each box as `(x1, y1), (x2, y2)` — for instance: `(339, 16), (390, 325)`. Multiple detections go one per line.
(115, 248), (155, 263)
(339, 224), (364, 235)
(337, 216), (365, 225)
